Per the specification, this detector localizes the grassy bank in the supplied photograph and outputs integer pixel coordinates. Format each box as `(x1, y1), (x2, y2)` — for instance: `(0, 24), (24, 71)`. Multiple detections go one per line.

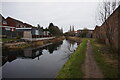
(65, 36), (81, 43)
(90, 39), (118, 78)
(3, 36), (65, 50)
(56, 39), (87, 78)
(0, 38), (19, 42)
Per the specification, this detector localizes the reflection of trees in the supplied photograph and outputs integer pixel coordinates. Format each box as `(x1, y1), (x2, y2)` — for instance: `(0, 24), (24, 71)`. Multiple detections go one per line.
(66, 39), (75, 45)
(66, 40), (75, 47)
(31, 50), (42, 59)
(2, 50), (24, 66)
(2, 49), (43, 66)
(2, 41), (63, 66)
(66, 40), (77, 53)
(47, 41), (63, 54)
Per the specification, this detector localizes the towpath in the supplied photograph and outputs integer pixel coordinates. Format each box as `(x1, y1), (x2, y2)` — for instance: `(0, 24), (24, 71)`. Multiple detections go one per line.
(83, 40), (103, 78)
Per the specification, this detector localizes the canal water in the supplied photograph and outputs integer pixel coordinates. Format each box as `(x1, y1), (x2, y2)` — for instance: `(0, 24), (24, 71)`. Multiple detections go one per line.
(2, 39), (78, 78)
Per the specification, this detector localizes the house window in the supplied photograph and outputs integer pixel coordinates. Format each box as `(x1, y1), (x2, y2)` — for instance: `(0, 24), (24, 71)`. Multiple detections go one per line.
(19, 25), (20, 28)
(35, 30), (39, 35)
(3, 21), (7, 25)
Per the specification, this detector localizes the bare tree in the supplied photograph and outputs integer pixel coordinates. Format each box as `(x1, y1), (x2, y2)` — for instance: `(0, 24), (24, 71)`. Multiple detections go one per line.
(99, 0), (111, 23)
(97, 0), (119, 25)
(118, 1), (120, 5)
(112, 0), (117, 12)
(96, 0), (118, 46)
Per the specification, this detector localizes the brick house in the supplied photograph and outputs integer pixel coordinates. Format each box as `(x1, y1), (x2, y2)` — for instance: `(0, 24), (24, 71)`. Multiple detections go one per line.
(0, 15), (16, 38)
(0, 14), (7, 26)
(24, 23), (33, 28)
(1, 15), (51, 39)
(6, 17), (40, 38)
(6, 17), (25, 38)
(6, 17), (25, 28)
(0, 14), (7, 38)
(6, 17), (51, 38)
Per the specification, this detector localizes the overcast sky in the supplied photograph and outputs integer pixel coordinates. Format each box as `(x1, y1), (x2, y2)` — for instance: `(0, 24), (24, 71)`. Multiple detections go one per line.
(1, 1), (99, 32)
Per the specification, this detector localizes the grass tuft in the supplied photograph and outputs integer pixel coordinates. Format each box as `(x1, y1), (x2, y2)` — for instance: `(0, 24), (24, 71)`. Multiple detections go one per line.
(90, 39), (118, 78)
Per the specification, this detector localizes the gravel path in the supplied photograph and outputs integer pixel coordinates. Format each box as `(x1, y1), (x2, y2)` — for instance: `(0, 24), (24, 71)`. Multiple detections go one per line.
(83, 40), (103, 78)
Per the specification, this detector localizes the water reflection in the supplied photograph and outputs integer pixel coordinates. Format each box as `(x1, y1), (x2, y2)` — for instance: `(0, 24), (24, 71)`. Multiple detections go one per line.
(2, 41), (63, 66)
(2, 39), (78, 78)
(66, 39), (78, 53)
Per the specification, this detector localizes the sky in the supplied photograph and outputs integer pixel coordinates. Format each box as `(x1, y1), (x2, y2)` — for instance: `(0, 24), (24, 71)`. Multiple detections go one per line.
(1, 0), (100, 32)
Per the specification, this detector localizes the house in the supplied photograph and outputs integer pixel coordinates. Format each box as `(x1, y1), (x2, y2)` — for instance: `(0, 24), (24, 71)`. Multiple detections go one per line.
(15, 24), (33, 38)
(0, 14), (7, 38)
(0, 14), (7, 26)
(31, 26), (51, 38)
(17, 26), (46, 38)
(32, 27), (44, 38)
(24, 23), (33, 28)
(6, 17), (35, 38)
(0, 15), (16, 38)
(6, 17), (23, 38)
(76, 29), (93, 38)
(74, 31), (79, 37)
(16, 27), (32, 38)
(6, 17), (25, 28)
(37, 26), (44, 37)
(1, 15), (51, 39)
(43, 28), (50, 37)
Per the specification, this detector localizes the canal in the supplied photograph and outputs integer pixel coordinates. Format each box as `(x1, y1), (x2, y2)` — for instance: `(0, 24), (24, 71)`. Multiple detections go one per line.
(2, 39), (78, 78)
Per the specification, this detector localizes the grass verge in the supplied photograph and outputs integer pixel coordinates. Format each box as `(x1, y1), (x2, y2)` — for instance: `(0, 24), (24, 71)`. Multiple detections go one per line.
(90, 39), (118, 78)
(56, 39), (87, 78)
(1, 38), (18, 42)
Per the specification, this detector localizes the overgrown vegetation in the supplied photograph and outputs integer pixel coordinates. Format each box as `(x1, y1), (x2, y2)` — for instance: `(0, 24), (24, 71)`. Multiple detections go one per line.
(1, 38), (19, 42)
(90, 39), (118, 78)
(56, 39), (87, 78)
(65, 36), (81, 43)
(3, 36), (65, 50)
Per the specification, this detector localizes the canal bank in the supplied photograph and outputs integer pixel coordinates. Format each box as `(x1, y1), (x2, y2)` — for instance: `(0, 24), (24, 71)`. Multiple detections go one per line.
(56, 38), (87, 78)
(2, 36), (65, 50)
(66, 36), (81, 43)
